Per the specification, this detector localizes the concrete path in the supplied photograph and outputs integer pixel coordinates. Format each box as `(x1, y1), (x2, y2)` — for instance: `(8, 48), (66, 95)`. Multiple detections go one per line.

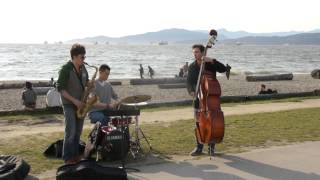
(139, 98), (320, 123)
(128, 141), (320, 180)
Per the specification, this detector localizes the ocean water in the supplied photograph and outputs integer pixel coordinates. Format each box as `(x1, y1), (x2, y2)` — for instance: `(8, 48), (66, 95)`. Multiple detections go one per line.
(0, 43), (319, 81)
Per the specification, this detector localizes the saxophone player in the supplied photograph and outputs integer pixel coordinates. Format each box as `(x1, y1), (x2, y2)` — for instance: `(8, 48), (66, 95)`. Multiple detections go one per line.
(57, 44), (89, 165)
(88, 64), (119, 126)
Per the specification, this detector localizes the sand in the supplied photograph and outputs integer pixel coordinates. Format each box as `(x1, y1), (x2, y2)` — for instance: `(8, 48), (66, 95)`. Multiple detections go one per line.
(0, 74), (319, 111)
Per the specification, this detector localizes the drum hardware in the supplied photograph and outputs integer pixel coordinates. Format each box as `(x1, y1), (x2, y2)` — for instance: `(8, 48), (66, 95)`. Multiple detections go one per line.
(110, 115), (139, 172)
(85, 97), (151, 170)
(84, 122), (102, 160)
(105, 96), (152, 159)
(129, 114), (152, 159)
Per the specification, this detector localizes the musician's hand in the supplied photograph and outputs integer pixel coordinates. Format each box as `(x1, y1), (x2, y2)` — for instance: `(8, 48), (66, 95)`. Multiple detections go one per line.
(110, 101), (120, 109)
(87, 80), (95, 88)
(202, 57), (215, 63)
(74, 99), (85, 110)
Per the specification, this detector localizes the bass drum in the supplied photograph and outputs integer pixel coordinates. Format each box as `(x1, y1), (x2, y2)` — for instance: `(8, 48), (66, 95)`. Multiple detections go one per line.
(99, 127), (130, 161)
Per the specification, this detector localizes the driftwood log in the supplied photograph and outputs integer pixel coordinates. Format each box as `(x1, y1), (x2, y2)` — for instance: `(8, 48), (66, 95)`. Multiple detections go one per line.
(311, 69), (320, 79)
(246, 73), (293, 82)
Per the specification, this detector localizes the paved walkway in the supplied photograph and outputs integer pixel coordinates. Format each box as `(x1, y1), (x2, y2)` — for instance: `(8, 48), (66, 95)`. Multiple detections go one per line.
(128, 141), (320, 180)
(139, 98), (320, 123)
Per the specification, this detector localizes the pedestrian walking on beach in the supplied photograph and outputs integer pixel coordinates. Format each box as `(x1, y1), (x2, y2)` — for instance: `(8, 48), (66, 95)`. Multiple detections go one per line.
(148, 65), (155, 79)
(139, 64), (144, 79)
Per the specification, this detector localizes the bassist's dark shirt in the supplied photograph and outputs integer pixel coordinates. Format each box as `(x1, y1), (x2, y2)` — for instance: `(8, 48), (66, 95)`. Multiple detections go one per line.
(187, 60), (227, 94)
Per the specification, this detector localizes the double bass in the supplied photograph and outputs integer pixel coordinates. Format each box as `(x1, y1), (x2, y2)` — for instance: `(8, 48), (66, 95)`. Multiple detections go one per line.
(194, 29), (230, 154)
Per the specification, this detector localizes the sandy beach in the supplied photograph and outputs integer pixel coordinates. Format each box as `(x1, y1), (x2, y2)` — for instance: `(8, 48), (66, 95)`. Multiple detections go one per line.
(0, 74), (319, 111)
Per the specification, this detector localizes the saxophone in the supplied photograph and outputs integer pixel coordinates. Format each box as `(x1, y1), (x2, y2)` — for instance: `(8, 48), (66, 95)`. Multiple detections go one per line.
(76, 62), (99, 119)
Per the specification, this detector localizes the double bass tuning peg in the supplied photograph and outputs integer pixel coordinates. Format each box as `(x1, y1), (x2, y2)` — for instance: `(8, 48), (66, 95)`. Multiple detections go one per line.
(207, 36), (217, 48)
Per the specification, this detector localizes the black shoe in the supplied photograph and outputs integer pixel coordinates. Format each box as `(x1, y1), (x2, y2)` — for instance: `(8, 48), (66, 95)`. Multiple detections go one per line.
(208, 144), (215, 156)
(190, 147), (203, 156)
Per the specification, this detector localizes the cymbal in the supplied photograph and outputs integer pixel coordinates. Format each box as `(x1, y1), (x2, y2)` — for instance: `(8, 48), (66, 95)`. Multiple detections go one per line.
(121, 102), (148, 106)
(120, 95), (151, 104)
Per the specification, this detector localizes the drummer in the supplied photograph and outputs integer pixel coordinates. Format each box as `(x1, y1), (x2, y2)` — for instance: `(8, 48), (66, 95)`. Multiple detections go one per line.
(88, 64), (119, 126)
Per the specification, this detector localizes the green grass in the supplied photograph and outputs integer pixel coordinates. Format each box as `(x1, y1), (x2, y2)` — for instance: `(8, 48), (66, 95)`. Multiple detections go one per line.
(0, 133), (64, 174)
(141, 107), (320, 155)
(141, 105), (190, 112)
(1, 107), (320, 174)
(0, 130), (91, 175)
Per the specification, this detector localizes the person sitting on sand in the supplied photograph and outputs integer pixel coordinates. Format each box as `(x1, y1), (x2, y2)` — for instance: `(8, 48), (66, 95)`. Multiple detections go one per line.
(22, 81), (37, 111)
(46, 83), (62, 108)
(88, 64), (119, 126)
(178, 68), (184, 77)
(259, 84), (278, 94)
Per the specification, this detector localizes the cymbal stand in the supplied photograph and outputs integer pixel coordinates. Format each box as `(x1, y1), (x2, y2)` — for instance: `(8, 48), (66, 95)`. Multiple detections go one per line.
(130, 113), (152, 159)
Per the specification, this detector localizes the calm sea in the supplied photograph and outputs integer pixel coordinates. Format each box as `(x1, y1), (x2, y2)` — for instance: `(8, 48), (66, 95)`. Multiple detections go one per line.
(0, 44), (319, 80)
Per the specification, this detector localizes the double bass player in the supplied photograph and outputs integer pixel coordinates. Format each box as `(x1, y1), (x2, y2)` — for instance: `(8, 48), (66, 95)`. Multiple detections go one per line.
(187, 39), (230, 156)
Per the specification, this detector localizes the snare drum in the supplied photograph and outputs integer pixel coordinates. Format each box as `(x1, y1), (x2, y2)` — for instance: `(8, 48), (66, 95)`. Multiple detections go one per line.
(111, 117), (132, 126)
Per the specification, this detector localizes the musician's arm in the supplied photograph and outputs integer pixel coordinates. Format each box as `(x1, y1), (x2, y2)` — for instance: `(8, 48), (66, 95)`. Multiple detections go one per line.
(92, 101), (110, 109)
(186, 64), (196, 96)
(89, 91), (111, 109)
(207, 58), (227, 73)
(60, 90), (83, 108)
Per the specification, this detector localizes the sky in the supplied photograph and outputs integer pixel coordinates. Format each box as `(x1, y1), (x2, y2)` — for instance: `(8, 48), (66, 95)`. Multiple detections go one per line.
(0, 0), (319, 43)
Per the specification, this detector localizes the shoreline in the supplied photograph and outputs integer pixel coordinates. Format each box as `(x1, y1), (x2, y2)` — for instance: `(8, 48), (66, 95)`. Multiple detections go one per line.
(0, 72), (312, 82)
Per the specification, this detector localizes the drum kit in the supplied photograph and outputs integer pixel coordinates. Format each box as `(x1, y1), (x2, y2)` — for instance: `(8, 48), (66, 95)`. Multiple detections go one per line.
(84, 95), (152, 165)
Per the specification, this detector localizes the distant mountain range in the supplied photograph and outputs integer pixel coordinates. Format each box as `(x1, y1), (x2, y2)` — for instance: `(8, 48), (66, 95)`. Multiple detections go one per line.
(223, 33), (320, 45)
(67, 28), (320, 45)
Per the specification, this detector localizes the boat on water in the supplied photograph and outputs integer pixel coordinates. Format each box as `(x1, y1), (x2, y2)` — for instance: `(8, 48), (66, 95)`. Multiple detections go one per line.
(158, 41), (168, 45)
